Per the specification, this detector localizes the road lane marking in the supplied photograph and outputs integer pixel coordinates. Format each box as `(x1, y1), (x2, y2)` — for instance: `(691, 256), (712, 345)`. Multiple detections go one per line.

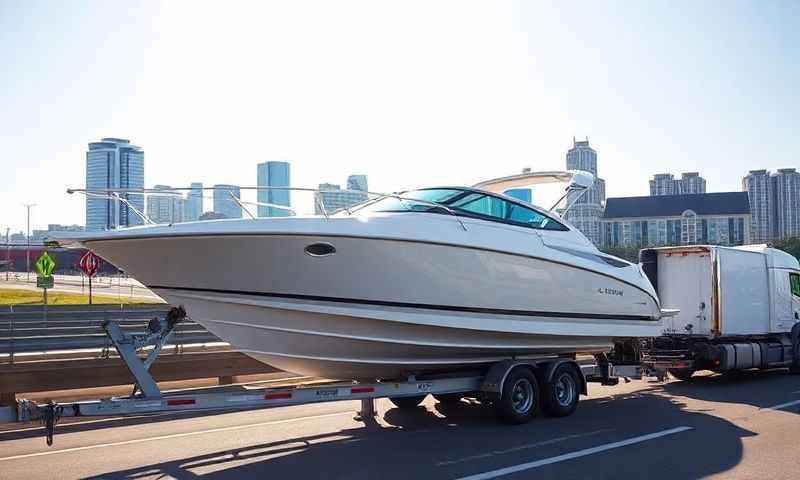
(437, 428), (615, 466)
(454, 426), (693, 480)
(0, 411), (352, 462)
(760, 399), (800, 412)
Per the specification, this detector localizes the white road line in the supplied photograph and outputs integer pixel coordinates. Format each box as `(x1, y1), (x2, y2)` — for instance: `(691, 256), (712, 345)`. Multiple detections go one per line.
(437, 428), (615, 467)
(760, 399), (800, 412)
(454, 426), (693, 480)
(0, 411), (352, 462)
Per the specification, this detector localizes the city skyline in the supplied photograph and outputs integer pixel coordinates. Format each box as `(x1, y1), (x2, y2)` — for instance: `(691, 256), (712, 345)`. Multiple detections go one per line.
(2, 2), (797, 233)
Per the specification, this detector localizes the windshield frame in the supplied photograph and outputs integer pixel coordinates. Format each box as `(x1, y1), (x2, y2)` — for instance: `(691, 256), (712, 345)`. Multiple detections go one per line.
(356, 187), (570, 232)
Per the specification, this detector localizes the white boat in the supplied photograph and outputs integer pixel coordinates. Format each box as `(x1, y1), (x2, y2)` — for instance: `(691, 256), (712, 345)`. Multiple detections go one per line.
(63, 171), (662, 380)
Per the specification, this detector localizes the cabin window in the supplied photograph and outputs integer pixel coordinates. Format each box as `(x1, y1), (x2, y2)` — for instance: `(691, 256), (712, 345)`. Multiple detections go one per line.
(790, 273), (800, 297)
(360, 188), (568, 231)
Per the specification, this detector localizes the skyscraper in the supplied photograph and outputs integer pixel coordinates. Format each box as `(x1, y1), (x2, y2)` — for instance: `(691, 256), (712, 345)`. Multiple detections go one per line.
(257, 161), (291, 217)
(146, 185), (186, 224)
(315, 175), (370, 215)
(85, 138), (144, 231)
(213, 184), (242, 219)
(346, 174), (369, 204)
(184, 182), (204, 221)
(742, 170), (775, 243)
(772, 168), (800, 239)
(563, 137), (606, 245)
(680, 172), (707, 195)
(650, 172), (707, 196)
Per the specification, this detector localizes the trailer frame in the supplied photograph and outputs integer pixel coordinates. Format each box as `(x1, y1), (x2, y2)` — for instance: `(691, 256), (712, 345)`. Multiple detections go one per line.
(14, 309), (647, 446)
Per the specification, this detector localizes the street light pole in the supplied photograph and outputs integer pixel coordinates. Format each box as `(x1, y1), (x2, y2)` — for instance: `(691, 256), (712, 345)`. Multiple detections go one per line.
(22, 203), (36, 282)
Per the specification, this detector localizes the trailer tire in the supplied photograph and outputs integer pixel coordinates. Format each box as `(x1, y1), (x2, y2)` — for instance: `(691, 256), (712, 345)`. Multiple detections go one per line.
(389, 395), (427, 409)
(542, 364), (580, 418)
(495, 367), (539, 424)
(668, 368), (695, 381)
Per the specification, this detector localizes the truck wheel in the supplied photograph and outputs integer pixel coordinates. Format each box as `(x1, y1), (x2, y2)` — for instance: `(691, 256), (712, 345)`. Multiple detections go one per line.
(496, 367), (539, 424)
(542, 364), (580, 417)
(433, 393), (463, 405)
(669, 368), (695, 381)
(389, 395), (426, 409)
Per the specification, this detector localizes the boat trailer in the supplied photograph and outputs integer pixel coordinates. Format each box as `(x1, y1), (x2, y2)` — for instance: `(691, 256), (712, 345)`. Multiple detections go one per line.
(15, 307), (648, 446)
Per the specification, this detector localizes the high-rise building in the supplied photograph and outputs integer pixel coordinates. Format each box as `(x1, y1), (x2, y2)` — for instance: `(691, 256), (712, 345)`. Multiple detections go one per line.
(146, 185), (186, 224)
(316, 183), (345, 214)
(505, 188), (532, 203)
(346, 174), (369, 204)
(773, 168), (800, 239)
(315, 175), (370, 215)
(184, 182), (204, 221)
(257, 161), (291, 217)
(213, 184), (242, 219)
(649, 172), (706, 196)
(747, 168), (800, 241)
(743, 170), (775, 242)
(85, 138), (145, 231)
(562, 137), (606, 245)
(680, 172), (707, 195)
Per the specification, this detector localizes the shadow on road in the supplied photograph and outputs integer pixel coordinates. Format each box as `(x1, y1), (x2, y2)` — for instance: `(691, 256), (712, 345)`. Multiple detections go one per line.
(662, 369), (800, 414)
(81, 389), (756, 480)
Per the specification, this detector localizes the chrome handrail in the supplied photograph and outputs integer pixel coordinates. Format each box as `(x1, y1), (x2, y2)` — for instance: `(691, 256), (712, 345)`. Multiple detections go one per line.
(68, 186), (471, 231)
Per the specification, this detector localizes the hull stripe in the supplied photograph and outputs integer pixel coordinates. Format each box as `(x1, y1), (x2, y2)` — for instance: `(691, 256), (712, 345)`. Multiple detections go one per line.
(150, 286), (656, 322)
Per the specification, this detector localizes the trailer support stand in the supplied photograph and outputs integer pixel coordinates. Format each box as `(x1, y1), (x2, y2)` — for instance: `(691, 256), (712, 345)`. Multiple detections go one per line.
(102, 306), (187, 398)
(355, 398), (377, 422)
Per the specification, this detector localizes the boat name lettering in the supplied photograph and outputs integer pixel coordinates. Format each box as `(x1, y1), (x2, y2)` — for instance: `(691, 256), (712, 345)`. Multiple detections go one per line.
(597, 287), (623, 296)
(417, 383), (433, 392)
(315, 388), (339, 398)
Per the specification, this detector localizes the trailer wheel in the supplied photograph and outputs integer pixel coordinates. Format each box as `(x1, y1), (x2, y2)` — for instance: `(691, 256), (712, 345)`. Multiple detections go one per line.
(433, 393), (463, 405)
(542, 364), (580, 417)
(389, 395), (426, 409)
(669, 368), (695, 381)
(496, 367), (539, 424)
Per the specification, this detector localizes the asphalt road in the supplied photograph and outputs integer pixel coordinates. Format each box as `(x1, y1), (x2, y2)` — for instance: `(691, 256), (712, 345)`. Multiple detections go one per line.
(0, 370), (798, 479)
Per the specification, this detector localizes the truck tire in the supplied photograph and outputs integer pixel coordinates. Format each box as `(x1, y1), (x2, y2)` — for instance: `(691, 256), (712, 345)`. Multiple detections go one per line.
(541, 363), (580, 417)
(389, 395), (426, 409)
(669, 368), (695, 381)
(495, 367), (539, 424)
(790, 324), (800, 374)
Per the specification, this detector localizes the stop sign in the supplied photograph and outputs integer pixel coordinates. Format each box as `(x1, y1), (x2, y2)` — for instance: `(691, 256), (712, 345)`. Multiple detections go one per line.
(79, 251), (101, 278)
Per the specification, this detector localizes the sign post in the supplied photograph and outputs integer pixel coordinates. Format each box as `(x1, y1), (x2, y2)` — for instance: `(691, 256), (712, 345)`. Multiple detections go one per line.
(79, 251), (101, 305)
(34, 252), (56, 322)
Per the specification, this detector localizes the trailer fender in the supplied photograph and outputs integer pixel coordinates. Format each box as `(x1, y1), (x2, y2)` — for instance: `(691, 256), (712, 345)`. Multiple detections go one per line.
(480, 359), (587, 398)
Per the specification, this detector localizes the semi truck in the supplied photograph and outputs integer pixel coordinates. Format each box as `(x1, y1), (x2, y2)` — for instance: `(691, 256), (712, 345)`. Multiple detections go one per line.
(639, 244), (800, 379)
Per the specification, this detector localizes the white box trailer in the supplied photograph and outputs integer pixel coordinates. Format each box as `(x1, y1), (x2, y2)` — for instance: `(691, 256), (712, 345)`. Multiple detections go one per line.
(640, 245), (800, 378)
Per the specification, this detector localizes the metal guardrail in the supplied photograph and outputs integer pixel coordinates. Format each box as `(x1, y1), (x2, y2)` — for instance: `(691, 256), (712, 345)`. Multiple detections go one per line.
(0, 305), (221, 361)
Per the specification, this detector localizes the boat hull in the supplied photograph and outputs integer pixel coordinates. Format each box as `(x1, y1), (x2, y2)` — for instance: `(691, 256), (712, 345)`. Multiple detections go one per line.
(83, 226), (661, 380)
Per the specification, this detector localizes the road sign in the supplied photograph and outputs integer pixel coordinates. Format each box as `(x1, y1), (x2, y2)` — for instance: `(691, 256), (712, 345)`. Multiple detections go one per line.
(34, 252), (56, 278)
(36, 276), (54, 289)
(79, 251), (101, 278)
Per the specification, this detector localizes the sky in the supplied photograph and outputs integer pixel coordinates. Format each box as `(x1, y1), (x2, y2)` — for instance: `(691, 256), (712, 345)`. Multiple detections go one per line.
(1, 0), (798, 233)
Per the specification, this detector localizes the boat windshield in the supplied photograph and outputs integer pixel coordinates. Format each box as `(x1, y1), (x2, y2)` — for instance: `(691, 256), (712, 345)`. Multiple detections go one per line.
(357, 188), (568, 231)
